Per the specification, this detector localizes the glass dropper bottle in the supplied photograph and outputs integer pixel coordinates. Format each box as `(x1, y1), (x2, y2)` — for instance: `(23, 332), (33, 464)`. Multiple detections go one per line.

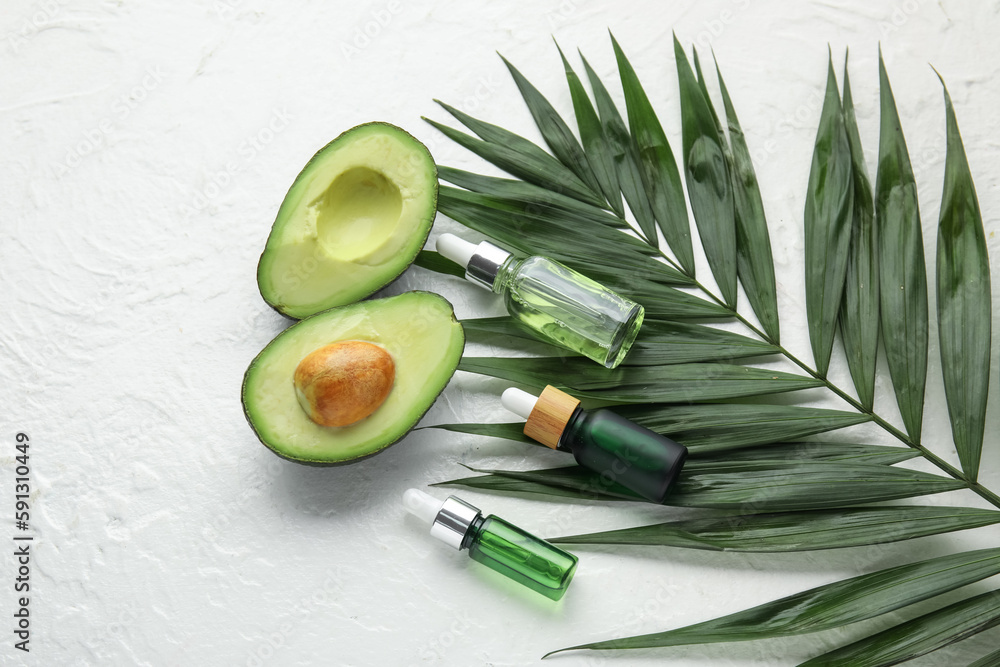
(403, 488), (578, 601)
(436, 233), (644, 368)
(502, 385), (687, 503)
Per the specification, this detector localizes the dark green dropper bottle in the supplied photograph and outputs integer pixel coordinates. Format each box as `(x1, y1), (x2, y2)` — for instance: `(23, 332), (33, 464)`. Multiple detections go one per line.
(503, 385), (687, 503)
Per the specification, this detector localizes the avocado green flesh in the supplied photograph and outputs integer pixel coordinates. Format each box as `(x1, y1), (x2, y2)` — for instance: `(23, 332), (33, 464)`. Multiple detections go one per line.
(258, 123), (437, 319)
(242, 292), (464, 465)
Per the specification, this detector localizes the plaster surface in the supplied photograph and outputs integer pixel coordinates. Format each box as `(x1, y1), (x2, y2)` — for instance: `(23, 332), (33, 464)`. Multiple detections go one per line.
(2, 1), (999, 665)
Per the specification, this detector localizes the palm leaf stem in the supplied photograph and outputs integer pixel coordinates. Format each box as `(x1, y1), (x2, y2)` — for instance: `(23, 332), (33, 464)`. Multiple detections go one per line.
(438, 175), (1000, 508)
(429, 67), (1000, 512)
(443, 187), (997, 506)
(646, 245), (1000, 510)
(542, 186), (996, 506)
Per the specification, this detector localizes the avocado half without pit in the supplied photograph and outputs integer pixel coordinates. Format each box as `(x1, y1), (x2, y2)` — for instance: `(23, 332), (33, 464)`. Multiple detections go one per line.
(242, 292), (465, 465)
(257, 122), (438, 319)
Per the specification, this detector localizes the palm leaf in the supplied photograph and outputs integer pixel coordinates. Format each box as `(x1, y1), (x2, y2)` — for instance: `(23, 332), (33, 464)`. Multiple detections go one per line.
(626, 459), (965, 510)
(715, 53), (781, 342)
(692, 441), (917, 465)
(555, 41), (625, 217)
(614, 404), (871, 453)
(436, 166), (628, 229)
(499, 53), (603, 196)
(839, 54), (880, 410)
(424, 422), (911, 465)
(433, 470), (605, 501)
(422, 112), (604, 207)
(460, 316), (776, 365)
(435, 186), (694, 293)
(430, 407), (873, 456)
(425, 36), (1000, 663)
(618, 321), (779, 365)
(935, 72), (991, 481)
(441, 461), (965, 510)
(876, 49), (929, 441)
(435, 185), (659, 259)
(611, 33), (694, 268)
(692, 47), (781, 337)
(804, 51), (854, 377)
(423, 421), (535, 446)
(457, 357), (823, 403)
(547, 550), (1000, 655)
(968, 648), (1000, 667)
(418, 229), (723, 319)
(548, 506), (1000, 552)
(799, 588), (1000, 666)
(674, 36), (738, 306)
(580, 50), (659, 247)
(414, 250), (464, 278)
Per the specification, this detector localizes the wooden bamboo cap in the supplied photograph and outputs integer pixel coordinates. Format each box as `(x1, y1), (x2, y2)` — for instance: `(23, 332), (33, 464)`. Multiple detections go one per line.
(524, 385), (580, 449)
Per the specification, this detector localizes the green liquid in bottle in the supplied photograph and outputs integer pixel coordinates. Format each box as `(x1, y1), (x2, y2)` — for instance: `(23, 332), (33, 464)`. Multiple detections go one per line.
(565, 407), (687, 503)
(493, 256), (643, 369)
(465, 515), (578, 601)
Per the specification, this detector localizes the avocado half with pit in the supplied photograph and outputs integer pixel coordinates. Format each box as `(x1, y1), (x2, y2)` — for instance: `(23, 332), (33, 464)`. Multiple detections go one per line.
(257, 122), (438, 319)
(242, 291), (464, 465)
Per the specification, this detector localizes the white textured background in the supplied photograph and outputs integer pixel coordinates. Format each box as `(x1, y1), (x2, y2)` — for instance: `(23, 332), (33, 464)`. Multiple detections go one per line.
(3, 1), (1000, 665)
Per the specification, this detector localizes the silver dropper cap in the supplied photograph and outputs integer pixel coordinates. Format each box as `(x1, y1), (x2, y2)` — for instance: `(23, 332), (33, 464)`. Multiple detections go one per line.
(436, 233), (511, 290)
(466, 241), (511, 290)
(403, 488), (481, 551)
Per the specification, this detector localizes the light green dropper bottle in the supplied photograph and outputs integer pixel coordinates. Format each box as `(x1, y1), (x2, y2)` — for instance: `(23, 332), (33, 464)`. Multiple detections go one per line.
(403, 488), (578, 601)
(436, 233), (644, 368)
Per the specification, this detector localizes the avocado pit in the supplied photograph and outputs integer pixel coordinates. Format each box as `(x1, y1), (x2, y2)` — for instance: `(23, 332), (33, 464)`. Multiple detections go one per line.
(293, 340), (396, 427)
